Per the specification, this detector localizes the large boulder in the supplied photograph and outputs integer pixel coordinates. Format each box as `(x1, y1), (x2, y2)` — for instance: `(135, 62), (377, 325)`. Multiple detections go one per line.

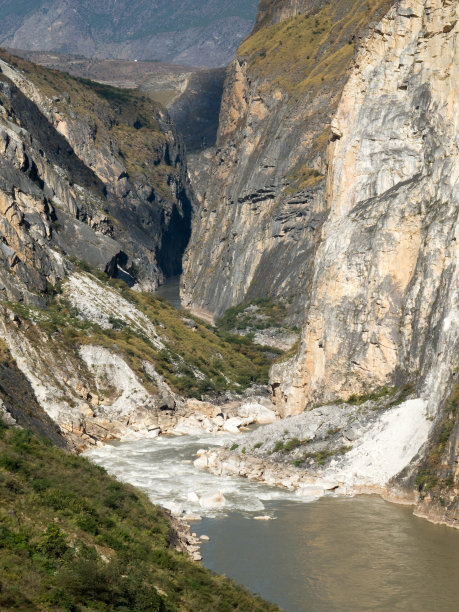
(238, 402), (277, 425)
(199, 491), (226, 509)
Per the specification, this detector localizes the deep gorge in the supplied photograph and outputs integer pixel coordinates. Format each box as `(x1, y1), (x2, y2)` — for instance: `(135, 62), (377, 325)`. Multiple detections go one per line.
(0, 0), (457, 610)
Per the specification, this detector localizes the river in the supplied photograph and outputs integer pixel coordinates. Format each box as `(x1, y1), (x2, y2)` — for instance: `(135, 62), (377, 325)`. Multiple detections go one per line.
(154, 275), (182, 309)
(85, 433), (459, 612)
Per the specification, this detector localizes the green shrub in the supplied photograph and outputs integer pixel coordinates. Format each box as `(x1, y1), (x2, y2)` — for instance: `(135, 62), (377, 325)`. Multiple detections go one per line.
(76, 513), (100, 535)
(10, 428), (32, 452)
(0, 424), (277, 610)
(284, 438), (302, 452)
(0, 454), (22, 472)
(37, 524), (69, 559)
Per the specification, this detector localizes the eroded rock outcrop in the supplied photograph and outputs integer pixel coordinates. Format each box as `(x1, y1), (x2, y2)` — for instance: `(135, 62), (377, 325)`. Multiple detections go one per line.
(0, 268), (277, 451)
(182, 0), (393, 323)
(0, 50), (193, 299)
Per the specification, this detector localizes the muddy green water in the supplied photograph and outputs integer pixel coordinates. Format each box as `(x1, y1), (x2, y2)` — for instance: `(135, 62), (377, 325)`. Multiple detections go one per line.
(85, 423), (459, 611)
(196, 497), (459, 612)
(154, 275), (182, 309)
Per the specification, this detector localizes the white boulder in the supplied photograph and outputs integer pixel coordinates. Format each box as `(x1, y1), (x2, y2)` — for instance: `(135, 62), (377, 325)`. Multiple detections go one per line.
(223, 417), (244, 433)
(194, 454), (209, 469)
(238, 402), (277, 425)
(199, 491), (226, 509)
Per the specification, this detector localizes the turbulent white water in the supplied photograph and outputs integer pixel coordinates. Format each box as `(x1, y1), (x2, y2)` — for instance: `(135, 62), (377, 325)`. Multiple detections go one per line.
(85, 398), (432, 519)
(84, 432), (308, 519)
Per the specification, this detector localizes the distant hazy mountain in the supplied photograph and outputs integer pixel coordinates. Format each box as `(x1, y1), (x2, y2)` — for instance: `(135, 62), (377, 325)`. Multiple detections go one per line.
(0, 0), (260, 67)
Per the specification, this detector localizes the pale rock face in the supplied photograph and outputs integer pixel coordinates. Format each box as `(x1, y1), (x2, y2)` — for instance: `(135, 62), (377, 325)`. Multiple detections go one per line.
(0, 398), (17, 425)
(182, 0), (395, 324)
(275, 0), (459, 416)
(78, 345), (152, 417)
(65, 273), (164, 349)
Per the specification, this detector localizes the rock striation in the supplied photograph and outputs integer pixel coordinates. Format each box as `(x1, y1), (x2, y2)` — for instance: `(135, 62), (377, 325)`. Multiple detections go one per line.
(274, 0), (458, 416)
(182, 0), (393, 323)
(184, 0), (458, 527)
(0, 50), (193, 300)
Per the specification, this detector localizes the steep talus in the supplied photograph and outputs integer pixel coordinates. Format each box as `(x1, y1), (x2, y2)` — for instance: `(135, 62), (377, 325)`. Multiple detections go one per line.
(0, 266), (277, 452)
(182, 0), (393, 323)
(0, 50), (193, 296)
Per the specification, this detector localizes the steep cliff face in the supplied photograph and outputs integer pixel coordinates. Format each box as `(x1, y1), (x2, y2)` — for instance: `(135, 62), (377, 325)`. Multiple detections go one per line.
(183, 0), (458, 525)
(274, 0), (458, 414)
(270, 0), (458, 524)
(182, 0), (393, 322)
(0, 50), (192, 296)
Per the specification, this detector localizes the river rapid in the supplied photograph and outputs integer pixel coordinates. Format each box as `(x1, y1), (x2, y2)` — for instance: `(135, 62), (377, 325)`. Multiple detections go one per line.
(85, 432), (459, 612)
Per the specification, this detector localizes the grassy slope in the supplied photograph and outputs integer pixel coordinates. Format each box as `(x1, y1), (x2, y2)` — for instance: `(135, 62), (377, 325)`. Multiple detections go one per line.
(0, 420), (277, 611)
(8, 268), (280, 400)
(238, 0), (393, 186)
(240, 0), (393, 95)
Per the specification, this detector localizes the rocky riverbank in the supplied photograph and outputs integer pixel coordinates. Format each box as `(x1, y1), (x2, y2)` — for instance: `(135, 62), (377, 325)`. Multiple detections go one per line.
(65, 392), (277, 454)
(194, 391), (436, 511)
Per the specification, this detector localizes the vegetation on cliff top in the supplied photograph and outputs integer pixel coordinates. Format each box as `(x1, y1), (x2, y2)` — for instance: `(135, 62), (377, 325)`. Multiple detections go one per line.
(239, 0), (393, 96)
(0, 419), (277, 611)
(238, 0), (393, 176)
(0, 49), (176, 192)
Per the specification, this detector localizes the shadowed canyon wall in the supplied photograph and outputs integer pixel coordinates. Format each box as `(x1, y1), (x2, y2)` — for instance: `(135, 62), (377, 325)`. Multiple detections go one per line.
(182, 0), (394, 324)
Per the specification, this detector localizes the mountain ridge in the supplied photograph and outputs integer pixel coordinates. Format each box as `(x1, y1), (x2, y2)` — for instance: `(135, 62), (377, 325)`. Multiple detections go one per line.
(0, 0), (260, 67)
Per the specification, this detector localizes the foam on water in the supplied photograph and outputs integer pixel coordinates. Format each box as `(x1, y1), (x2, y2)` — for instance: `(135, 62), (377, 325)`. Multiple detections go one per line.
(84, 432), (307, 518)
(84, 398), (433, 517)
